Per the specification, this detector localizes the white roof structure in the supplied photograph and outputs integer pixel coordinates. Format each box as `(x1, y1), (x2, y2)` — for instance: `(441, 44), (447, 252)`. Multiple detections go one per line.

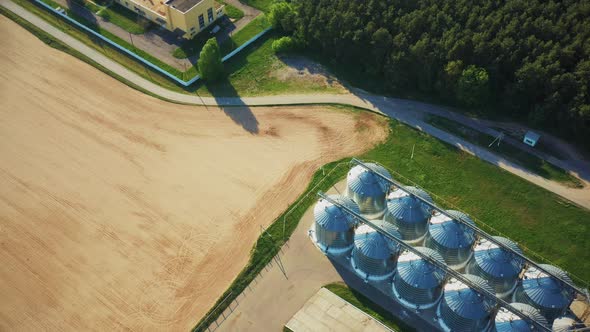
(524, 131), (541, 147)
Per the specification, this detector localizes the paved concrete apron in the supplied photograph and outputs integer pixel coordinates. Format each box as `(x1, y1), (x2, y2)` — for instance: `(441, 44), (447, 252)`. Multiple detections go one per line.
(285, 288), (391, 332)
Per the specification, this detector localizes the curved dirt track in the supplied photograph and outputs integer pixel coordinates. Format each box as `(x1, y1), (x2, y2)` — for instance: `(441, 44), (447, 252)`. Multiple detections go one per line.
(0, 16), (388, 331)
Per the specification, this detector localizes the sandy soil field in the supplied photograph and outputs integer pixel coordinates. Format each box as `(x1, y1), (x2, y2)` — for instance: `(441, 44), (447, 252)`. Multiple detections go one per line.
(0, 16), (387, 331)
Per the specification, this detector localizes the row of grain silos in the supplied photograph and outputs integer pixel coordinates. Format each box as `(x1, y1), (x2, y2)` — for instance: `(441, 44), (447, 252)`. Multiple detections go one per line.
(311, 162), (578, 331)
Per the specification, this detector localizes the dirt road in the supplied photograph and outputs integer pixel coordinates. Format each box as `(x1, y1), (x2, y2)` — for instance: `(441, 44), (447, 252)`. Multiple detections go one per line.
(0, 16), (387, 331)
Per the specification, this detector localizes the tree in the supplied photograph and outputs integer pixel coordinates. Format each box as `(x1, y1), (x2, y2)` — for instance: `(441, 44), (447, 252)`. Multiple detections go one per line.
(268, 2), (295, 32)
(457, 65), (489, 107)
(371, 28), (392, 75)
(197, 38), (224, 81)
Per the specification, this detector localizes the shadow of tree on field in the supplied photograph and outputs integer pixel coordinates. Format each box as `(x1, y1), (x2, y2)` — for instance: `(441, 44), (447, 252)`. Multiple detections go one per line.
(203, 79), (259, 134)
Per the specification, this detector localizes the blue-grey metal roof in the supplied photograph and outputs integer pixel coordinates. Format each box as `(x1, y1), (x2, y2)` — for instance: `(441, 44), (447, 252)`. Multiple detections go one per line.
(427, 210), (476, 249)
(386, 186), (433, 224)
(347, 163), (392, 197)
(442, 274), (495, 319)
(472, 236), (524, 278)
(314, 195), (360, 231)
(396, 247), (446, 289)
(519, 264), (574, 310)
(494, 303), (548, 332)
(353, 220), (401, 259)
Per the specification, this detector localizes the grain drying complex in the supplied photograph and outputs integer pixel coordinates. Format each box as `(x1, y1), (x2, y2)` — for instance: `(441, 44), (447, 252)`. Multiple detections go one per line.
(310, 159), (588, 332)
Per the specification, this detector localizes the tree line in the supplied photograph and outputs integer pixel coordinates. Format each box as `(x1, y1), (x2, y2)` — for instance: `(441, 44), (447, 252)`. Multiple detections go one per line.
(272, 0), (590, 148)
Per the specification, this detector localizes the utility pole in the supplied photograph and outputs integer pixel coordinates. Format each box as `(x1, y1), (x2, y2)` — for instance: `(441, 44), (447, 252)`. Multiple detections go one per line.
(489, 132), (505, 148)
(411, 144), (415, 160)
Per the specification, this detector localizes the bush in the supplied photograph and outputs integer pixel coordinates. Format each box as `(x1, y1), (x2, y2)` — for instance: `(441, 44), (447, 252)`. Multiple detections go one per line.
(272, 36), (296, 53)
(197, 38), (224, 81)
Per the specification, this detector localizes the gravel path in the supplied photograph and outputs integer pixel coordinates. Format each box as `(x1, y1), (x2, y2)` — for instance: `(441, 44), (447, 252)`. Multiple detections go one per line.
(3, 0), (590, 210)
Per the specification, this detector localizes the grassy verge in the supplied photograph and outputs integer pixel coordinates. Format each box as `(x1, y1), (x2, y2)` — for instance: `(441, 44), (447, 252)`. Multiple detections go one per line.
(12, 0), (194, 92)
(96, 2), (151, 34)
(66, 0), (148, 34)
(219, 1), (243, 20)
(239, 0), (272, 12)
(10, 0), (337, 96)
(193, 110), (589, 331)
(197, 31), (343, 96)
(219, 14), (268, 54)
(324, 283), (414, 332)
(39, 0), (188, 78)
(425, 114), (583, 188)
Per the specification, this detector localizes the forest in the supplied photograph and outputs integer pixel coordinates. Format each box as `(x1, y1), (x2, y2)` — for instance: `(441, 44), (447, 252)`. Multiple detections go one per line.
(276, 0), (590, 148)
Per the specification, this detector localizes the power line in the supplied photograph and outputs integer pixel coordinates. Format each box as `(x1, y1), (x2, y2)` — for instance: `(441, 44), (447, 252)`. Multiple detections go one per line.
(318, 192), (552, 332)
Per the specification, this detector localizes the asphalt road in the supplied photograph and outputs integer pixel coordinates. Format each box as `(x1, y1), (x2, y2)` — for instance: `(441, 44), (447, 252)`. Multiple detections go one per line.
(2, 0), (589, 210)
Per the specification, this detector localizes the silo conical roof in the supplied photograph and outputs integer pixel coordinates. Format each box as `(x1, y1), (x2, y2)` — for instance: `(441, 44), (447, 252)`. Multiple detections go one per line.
(392, 247), (447, 309)
(514, 264), (574, 319)
(353, 220), (400, 259)
(427, 210), (476, 249)
(346, 163), (391, 197)
(442, 274), (495, 320)
(385, 186), (433, 243)
(471, 236), (524, 279)
(494, 302), (548, 332)
(314, 195), (360, 231)
(396, 247), (446, 289)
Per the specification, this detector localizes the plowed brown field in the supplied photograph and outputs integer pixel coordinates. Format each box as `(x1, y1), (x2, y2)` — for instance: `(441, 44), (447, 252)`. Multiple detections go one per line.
(0, 16), (387, 331)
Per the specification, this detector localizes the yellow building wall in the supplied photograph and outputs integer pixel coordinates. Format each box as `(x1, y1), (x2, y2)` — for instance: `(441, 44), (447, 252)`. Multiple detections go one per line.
(168, 0), (223, 38)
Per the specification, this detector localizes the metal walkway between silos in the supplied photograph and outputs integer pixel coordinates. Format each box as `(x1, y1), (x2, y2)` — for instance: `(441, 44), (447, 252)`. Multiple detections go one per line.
(319, 192), (553, 331)
(350, 158), (589, 299)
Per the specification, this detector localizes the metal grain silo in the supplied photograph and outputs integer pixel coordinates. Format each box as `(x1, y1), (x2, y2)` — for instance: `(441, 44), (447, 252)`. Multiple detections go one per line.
(383, 186), (434, 245)
(466, 236), (525, 298)
(346, 163), (392, 219)
(313, 195), (360, 255)
(494, 302), (548, 332)
(392, 247), (446, 310)
(424, 210), (477, 270)
(512, 264), (575, 323)
(437, 274), (495, 332)
(351, 220), (401, 281)
(552, 315), (578, 331)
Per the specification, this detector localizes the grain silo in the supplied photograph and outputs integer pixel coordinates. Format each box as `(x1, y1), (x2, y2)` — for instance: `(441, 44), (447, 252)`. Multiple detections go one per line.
(313, 195), (360, 255)
(391, 247), (446, 310)
(383, 186), (434, 245)
(513, 264), (575, 323)
(424, 210), (477, 270)
(552, 315), (579, 331)
(494, 302), (548, 332)
(346, 163), (392, 219)
(437, 274), (495, 332)
(466, 236), (525, 298)
(351, 220), (401, 281)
